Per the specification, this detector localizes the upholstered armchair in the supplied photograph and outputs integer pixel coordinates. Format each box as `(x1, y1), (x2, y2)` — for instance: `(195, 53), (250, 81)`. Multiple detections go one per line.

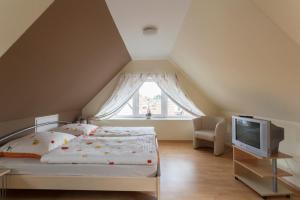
(193, 116), (226, 156)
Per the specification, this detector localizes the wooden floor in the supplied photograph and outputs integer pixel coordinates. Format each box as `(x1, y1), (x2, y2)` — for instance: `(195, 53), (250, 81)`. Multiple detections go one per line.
(8, 141), (300, 200)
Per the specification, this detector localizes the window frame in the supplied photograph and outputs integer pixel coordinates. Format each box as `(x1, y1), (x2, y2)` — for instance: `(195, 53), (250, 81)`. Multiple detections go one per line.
(113, 80), (193, 119)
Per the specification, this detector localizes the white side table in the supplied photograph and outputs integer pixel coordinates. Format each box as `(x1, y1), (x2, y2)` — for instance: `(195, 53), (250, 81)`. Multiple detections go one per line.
(0, 169), (10, 199)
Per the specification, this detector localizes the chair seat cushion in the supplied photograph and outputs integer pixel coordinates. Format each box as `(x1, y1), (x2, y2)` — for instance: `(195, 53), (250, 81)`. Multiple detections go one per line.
(194, 130), (215, 141)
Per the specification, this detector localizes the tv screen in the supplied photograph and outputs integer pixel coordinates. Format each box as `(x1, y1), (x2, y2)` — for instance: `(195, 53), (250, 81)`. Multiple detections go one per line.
(236, 119), (260, 149)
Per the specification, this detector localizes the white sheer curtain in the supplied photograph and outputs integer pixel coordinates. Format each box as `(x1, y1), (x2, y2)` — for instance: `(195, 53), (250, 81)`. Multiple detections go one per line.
(95, 72), (203, 119)
(151, 73), (203, 117)
(95, 73), (148, 119)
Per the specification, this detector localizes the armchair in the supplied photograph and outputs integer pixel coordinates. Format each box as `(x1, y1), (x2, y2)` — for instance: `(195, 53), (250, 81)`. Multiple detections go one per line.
(193, 116), (226, 156)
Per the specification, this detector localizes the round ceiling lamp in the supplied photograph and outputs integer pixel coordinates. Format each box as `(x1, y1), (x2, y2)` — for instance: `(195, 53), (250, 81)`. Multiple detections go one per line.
(143, 25), (158, 35)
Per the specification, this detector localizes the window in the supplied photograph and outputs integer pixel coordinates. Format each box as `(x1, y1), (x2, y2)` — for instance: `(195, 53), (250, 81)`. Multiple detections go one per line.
(114, 81), (193, 119)
(116, 98), (133, 116)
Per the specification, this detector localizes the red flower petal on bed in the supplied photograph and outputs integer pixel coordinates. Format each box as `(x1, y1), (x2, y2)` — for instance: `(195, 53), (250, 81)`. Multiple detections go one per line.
(147, 160), (152, 164)
(86, 142), (93, 145)
(89, 133), (95, 136)
(51, 140), (55, 144)
(61, 146), (69, 150)
(109, 161), (114, 165)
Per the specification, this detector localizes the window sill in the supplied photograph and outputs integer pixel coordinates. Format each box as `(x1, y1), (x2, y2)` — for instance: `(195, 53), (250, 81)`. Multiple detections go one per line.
(106, 117), (193, 121)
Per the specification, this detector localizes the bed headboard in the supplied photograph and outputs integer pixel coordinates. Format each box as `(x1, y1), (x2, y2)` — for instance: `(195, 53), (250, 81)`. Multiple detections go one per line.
(0, 115), (71, 144)
(35, 114), (59, 132)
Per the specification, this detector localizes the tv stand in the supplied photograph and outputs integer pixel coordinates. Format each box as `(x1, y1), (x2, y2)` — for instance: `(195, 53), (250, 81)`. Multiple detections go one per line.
(233, 145), (293, 199)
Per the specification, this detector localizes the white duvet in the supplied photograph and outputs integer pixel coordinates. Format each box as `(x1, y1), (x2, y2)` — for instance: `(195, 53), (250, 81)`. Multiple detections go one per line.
(92, 126), (156, 137)
(41, 135), (158, 166)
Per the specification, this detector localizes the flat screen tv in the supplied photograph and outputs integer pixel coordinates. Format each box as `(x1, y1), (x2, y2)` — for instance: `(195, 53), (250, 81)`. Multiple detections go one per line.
(232, 116), (284, 157)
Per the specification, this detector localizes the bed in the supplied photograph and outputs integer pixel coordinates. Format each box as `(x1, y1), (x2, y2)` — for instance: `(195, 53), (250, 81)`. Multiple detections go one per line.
(0, 122), (160, 200)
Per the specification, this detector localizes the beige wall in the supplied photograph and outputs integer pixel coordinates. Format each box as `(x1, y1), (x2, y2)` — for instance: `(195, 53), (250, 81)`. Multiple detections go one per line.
(171, 0), (300, 122)
(82, 60), (221, 140)
(0, 0), (54, 57)
(170, 0), (300, 187)
(252, 0), (300, 47)
(82, 60), (220, 118)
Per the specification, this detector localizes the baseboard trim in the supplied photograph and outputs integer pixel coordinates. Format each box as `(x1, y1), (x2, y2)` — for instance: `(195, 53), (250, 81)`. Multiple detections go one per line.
(158, 140), (192, 143)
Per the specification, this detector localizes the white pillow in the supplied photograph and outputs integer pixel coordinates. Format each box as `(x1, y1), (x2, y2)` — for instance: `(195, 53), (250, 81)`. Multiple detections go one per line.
(51, 123), (98, 136)
(0, 132), (75, 159)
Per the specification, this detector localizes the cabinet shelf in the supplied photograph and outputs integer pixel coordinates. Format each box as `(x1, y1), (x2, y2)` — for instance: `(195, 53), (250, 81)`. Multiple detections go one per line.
(233, 145), (292, 198)
(233, 145), (292, 160)
(235, 174), (291, 197)
(234, 160), (292, 178)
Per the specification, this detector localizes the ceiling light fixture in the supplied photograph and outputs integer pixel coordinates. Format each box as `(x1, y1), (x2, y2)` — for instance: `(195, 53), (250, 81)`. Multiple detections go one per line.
(143, 25), (158, 35)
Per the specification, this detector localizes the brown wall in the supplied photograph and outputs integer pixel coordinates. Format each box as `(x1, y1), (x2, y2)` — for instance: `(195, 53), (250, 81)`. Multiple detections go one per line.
(0, 0), (131, 125)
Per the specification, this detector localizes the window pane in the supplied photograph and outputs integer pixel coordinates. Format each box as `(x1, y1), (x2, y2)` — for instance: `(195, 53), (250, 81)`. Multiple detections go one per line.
(139, 82), (161, 115)
(167, 98), (193, 117)
(116, 98), (133, 116)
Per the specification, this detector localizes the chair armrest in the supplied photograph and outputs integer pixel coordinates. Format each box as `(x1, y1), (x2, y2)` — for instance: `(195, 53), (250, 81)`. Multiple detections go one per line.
(215, 119), (226, 139)
(193, 118), (203, 131)
(214, 119), (226, 155)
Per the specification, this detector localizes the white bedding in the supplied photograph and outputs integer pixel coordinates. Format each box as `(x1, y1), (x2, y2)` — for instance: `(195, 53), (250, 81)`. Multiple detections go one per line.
(92, 126), (155, 137)
(41, 135), (158, 165)
(0, 158), (157, 177)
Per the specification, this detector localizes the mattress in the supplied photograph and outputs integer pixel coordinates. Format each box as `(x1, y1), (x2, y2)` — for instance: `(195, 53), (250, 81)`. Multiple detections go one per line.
(0, 157), (157, 177)
(41, 135), (158, 165)
(94, 126), (156, 137)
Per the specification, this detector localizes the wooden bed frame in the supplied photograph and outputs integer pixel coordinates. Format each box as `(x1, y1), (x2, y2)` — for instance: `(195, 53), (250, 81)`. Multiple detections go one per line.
(0, 121), (161, 200)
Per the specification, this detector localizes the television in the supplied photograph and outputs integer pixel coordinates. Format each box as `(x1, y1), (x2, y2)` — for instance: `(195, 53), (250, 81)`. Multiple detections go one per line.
(232, 116), (284, 157)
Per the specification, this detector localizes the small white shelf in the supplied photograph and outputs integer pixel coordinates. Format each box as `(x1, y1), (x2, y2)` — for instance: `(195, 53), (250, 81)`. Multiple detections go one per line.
(235, 174), (291, 197)
(234, 160), (292, 178)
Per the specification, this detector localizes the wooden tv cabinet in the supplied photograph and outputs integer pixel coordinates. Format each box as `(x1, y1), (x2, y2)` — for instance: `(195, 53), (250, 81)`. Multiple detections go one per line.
(233, 145), (293, 199)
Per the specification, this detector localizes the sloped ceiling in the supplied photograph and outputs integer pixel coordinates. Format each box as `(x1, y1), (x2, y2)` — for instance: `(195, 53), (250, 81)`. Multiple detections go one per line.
(0, 0), (131, 122)
(252, 0), (300, 47)
(0, 0), (54, 57)
(105, 0), (191, 60)
(171, 0), (300, 122)
(2, 0), (300, 124)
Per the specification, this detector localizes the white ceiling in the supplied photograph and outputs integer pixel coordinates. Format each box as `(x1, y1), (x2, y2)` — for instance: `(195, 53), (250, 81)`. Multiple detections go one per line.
(0, 0), (54, 57)
(105, 0), (191, 60)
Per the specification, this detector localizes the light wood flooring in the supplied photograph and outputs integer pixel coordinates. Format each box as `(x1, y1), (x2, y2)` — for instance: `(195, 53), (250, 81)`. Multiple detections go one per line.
(8, 141), (300, 200)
